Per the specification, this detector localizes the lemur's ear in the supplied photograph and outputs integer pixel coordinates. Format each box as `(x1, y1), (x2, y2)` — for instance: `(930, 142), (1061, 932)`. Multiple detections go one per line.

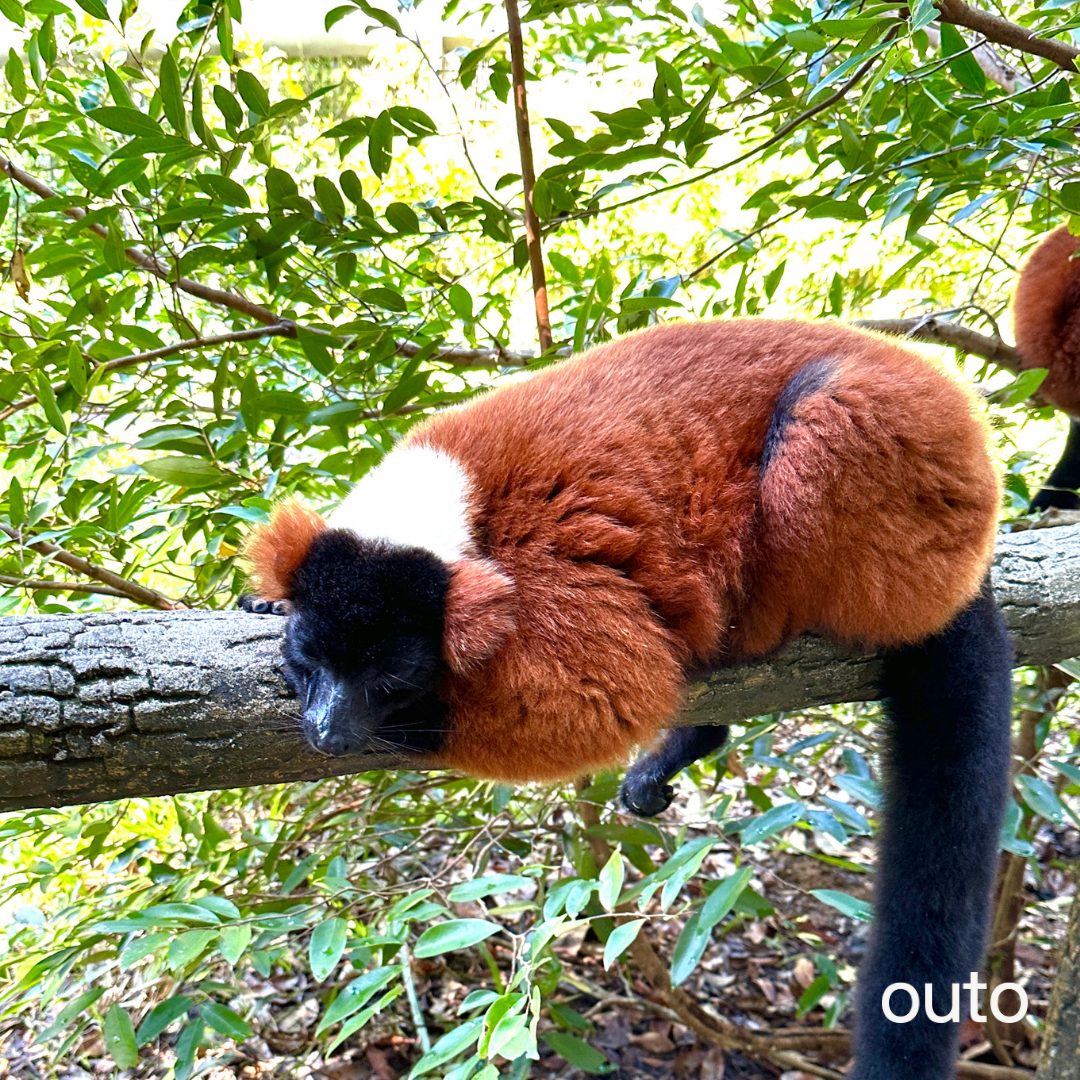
(242, 499), (326, 601)
(443, 558), (517, 675)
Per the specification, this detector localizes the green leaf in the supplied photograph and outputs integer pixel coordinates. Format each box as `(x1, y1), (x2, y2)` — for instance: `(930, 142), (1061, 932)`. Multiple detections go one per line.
(1000, 367), (1047, 407)
(7, 476), (25, 527)
(34, 987), (104, 1044)
(140, 456), (224, 488)
(602, 919), (643, 969)
(104, 1004), (139, 1069)
(137, 997), (194, 1041)
(0, 0), (26, 27)
(598, 848), (624, 911)
(327, 987), (402, 1056)
(317, 965), (401, 1033)
(200, 173), (250, 208)
(1016, 773), (1068, 825)
(90, 106), (164, 138)
(411, 1018), (482, 1077)
(167, 929), (218, 970)
(788, 28), (826, 52)
(385, 201), (419, 233)
(201, 1001), (252, 1040)
(314, 176), (346, 224)
(75, 0), (110, 17)
(740, 801), (804, 846)
(698, 866), (753, 933)
(832, 775), (882, 810)
(309, 917), (348, 981)
(414, 919), (500, 959)
(352, 0), (401, 34)
(940, 22), (985, 93)
(361, 286), (407, 312)
(448, 874), (533, 902)
(120, 931), (170, 970)
(5, 48), (26, 102)
(34, 371), (66, 435)
(236, 70), (270, 116)
(810, 889), (873, 921)
(159, 47), (185, 133)
(213, 85), (243, 128)
(542, 1032), (613, 1074)
(796, 974), (831, 1018)
(669, 867), (753, 985)
(368, 110), (393, 177)
(218, 924), (252, 965)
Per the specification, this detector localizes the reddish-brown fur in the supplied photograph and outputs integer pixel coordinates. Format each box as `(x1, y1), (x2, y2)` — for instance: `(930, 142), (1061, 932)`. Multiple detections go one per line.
(1013, 225), (1080, 414)
(247, 319), (1000, 784)
(243, 499), (326, 600)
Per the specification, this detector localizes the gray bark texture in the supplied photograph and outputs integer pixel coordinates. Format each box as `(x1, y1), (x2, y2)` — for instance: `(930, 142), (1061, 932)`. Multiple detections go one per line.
(1037, 884), (1080, 1079)
(2, 524), (1080, 813)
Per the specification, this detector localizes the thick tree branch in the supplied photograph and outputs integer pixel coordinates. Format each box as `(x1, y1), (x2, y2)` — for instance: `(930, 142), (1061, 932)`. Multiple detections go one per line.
(854, 315), (1022, 372)
(505, 0), (553, 352)
(0, 524), (183, 612)
(1, 525), (1078, 812)
(935, 0), (1079, 73)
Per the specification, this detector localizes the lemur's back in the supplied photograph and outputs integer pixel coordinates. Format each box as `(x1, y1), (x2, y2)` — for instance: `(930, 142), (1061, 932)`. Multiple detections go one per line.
(412, 318), (999, 655)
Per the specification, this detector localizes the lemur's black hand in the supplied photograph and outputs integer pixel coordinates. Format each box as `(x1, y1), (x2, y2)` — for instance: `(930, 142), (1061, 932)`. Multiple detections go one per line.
(620, 774), (675, 817)
(238, 595), (292, 615)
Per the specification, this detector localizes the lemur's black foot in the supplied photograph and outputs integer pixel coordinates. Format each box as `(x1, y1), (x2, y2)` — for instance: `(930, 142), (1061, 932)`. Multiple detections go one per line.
(239, 594), (292, 615)
(620, 774), (674, 817)
(619, 725), (731, 817)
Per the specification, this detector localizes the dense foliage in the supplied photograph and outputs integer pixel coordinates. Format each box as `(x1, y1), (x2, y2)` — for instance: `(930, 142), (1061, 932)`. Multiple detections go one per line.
(1, 0), (1079, 1076)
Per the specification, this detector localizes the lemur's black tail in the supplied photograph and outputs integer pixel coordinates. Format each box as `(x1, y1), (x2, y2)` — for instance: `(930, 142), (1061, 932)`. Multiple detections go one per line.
(851, 576), (1013, 1080)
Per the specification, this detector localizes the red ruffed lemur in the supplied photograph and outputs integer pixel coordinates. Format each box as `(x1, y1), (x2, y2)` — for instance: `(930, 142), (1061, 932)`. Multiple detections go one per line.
(243, 313), (1020, 1080)
(1013, 225), (1080, 509)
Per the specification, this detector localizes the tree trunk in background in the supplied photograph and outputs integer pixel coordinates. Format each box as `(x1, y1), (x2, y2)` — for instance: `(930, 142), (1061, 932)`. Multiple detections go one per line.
(1038, 887), (1080, 1079)
(2, 524), (1080, 813)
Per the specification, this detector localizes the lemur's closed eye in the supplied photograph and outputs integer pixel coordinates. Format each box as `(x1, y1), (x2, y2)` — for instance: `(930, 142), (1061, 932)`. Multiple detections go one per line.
(240, 313), (1024, 1080)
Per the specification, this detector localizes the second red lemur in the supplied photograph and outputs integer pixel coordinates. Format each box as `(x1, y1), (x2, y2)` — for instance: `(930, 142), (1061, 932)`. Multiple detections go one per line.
(244, 316), (1012, 1080)
(1013, 224), (1080, 509)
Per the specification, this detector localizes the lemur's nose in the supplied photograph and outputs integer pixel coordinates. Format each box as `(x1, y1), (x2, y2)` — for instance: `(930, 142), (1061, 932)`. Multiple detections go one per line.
(313, 730), (366, 756)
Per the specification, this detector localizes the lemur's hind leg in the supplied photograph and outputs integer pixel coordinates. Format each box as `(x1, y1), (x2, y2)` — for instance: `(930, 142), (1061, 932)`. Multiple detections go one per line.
(620, 725), (729, 817)
(238, 595), (293, 615)
(1031, 417), (1080, 511)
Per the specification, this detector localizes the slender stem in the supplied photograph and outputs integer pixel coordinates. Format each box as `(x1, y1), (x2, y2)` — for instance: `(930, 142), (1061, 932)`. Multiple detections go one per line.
(505, 0), (553, 354)
(399, 942), (432, 1053)
(0, 575), (130, 598)
(0, 524), (183, 611)
(0, 323), (296, 424)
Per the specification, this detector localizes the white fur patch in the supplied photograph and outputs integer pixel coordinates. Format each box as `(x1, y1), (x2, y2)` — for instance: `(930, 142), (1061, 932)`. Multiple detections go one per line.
(328, 445), (473, 564)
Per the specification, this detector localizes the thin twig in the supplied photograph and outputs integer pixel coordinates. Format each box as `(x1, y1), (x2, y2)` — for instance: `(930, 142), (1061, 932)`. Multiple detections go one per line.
(505, 0), (553, 353)
(0, 524), (183, 611)
(934, 0), (1079, 72)
(560, 40), (893, 228)
(0, 153), (283, 325)
(0, 575), (130, 598)
(0, 323), (297, 424)
(400, 942), (432, 1054)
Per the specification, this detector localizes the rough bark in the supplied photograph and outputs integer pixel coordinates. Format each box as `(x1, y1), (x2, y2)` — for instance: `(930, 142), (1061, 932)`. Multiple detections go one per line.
(1038, 885), (1080, 1079)
(2, 525), (1080, 813)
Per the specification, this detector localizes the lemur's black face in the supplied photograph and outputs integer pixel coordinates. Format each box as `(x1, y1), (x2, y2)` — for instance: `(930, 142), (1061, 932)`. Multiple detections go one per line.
(281, 530), (450, 757)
